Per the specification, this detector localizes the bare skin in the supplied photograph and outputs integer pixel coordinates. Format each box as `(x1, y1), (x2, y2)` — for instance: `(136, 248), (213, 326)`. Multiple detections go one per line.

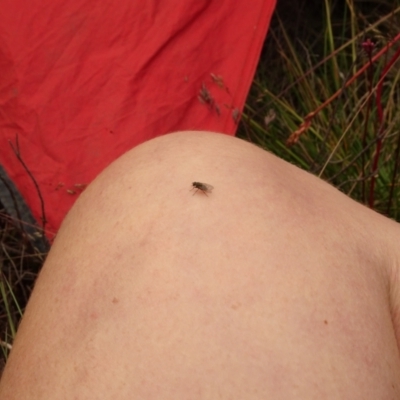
(1, 131), (400, 399)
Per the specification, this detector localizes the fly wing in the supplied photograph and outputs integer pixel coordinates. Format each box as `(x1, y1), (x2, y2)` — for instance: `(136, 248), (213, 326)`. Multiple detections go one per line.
(202, 183), (214, 192)
(192, 182), (214, 192)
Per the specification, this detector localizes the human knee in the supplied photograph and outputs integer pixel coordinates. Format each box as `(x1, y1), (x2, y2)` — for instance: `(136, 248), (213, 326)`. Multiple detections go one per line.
(66, 130), (314, 238)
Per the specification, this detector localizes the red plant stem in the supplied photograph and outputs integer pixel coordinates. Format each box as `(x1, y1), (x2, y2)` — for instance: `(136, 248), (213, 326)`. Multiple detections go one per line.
(368, 43), (400, 209)
(287, 32), (400, 146)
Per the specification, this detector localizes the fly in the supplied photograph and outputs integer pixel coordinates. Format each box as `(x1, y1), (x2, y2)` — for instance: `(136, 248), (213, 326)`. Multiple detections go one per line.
(191, 182), (214, 196)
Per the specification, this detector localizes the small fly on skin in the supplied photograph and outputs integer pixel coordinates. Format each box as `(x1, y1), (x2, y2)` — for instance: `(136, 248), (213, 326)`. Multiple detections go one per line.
(191, 182), (214, 196)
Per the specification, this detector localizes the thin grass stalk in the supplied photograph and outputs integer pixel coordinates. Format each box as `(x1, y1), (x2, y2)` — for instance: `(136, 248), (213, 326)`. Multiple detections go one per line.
(323, 0), (340, 90)
(361, 39), (376, 203)
(369, 43), (400, 208)
(386, 130), (400, 215)
(0, 274), (16, 338)
(287, 32), (400, 146)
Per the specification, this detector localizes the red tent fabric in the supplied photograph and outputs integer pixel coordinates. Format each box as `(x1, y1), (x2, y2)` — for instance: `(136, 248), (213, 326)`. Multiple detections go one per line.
(0, 0), (276, 245)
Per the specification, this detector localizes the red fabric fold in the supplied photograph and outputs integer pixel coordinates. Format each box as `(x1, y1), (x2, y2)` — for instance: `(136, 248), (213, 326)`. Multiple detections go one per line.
(0, 0), (276, 238)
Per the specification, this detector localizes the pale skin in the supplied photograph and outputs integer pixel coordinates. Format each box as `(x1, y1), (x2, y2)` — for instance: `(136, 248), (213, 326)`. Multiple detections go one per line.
(1, 131), (400, 399)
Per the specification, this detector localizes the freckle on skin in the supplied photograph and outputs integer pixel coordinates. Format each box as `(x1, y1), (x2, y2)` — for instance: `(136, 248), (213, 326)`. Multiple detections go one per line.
(112, 297), (119, 304)
(324, 320), (328, 325)
(90, 312), (98, 320)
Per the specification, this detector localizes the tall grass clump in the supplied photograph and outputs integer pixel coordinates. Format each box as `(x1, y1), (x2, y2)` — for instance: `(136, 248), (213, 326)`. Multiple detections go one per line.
(239, 0), (400, 220)
(0, 212), (45, 374)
